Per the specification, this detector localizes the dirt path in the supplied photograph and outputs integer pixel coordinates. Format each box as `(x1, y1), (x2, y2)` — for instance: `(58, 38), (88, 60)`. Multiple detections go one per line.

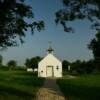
(36, 78), (66, 100)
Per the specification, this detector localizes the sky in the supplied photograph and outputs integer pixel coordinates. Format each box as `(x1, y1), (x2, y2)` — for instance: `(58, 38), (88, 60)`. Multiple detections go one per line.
(0, 0), (96, 66)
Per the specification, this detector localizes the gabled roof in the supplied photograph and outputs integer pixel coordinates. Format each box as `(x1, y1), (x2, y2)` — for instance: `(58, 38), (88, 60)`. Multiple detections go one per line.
(39, 53), (61, 64)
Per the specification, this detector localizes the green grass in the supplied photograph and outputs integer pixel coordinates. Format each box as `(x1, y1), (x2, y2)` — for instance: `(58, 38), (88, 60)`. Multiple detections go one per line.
(57, 74), (100, 100)
(0, 70), (44, 100)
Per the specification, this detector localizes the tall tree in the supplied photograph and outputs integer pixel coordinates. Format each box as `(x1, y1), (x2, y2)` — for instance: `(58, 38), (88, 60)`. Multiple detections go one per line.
(62, 60), (70, 71)
(30, 56), (42, 69)
(55, 0), (100, 32)
(56, 0), (100, 63)
(0, 55), (3, 66)
(25, 56), (42, 69)
(88, 31), (100, 59)
(0, 0), (44, 49)
(25, 58), (31, 68)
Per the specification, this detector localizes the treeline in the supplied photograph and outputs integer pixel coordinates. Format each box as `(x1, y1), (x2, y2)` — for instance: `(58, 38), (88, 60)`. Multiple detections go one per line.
(0, 55), (23, 70)
(25, 56), (42, 69)
(62, 59), (100, 75)
(1, 54), (100, 74)
(0, 55), (42, 71)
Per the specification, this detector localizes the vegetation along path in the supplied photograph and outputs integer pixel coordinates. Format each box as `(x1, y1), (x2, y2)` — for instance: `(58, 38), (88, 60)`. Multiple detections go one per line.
(36, 78), (66, 100)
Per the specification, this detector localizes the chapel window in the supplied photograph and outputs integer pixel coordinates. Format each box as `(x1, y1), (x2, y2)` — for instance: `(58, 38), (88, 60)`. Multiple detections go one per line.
(56, 66), (59, 70)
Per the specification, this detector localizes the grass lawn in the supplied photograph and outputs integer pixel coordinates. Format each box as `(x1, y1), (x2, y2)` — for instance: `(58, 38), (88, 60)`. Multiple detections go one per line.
(0, 70), (44, 100)
(57, 74), (100, 100)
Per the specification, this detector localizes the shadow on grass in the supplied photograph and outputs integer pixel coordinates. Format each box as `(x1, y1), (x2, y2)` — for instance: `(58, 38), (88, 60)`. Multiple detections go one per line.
(0, 84), (35, 98)
(57, 80), (100, 100)
(0, 71), (45, 100)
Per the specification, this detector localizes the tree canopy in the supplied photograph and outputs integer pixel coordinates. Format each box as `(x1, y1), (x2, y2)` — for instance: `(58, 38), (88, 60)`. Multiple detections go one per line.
(25, 58), (30, 68)
(0, 0), (100, 49)
(62, 60), (70, 71)
(0, 0), (100, 61)
(55, 0), (100, 60)
(25, 56), (42, 69)
(0, 0), (44, 49)
(7, 60), (17, 70)
(55, 0), (100, 32)
(88, 31), (100, 59)
(0, 55), (3, 66)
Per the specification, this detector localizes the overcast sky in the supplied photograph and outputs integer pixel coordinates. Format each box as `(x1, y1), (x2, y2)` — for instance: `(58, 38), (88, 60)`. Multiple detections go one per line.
(1, 0), (96, 66)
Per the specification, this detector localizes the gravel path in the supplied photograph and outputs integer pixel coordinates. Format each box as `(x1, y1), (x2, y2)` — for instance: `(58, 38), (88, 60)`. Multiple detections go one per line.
(36, 78), (66, 100)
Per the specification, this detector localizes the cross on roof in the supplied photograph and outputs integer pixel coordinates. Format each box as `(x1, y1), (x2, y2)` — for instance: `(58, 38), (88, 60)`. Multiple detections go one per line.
(47, 41), (54, 53)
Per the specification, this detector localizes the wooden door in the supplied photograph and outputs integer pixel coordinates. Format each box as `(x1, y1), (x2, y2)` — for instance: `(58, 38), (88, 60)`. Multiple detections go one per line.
(46, 66), (53, 77)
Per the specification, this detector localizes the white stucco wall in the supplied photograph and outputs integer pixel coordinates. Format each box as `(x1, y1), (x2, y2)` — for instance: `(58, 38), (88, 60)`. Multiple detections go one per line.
(38, 54), (62, 77)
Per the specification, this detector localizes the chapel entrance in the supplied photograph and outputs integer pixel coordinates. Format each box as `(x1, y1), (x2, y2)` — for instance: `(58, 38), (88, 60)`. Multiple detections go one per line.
(46, 66), (53, 77)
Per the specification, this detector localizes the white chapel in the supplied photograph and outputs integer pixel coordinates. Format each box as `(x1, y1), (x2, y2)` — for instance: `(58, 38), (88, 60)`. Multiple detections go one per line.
(38, 46), (62, 78)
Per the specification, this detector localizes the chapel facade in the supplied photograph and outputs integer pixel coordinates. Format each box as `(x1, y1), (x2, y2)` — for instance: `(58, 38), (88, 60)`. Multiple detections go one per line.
(38, 46), (62, 78)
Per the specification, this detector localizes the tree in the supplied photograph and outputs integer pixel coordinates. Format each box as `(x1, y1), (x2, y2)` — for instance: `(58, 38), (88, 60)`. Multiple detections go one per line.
(7, 60), (17, 70)
(88, 31), (100, 71)
(62, 60), (70, 71)
(88, 31), (100, 59)
(56, 0), (100, 70)
(85, 60), (95, 73)
(0, 0), (44, 49)
(30, 56), (42, 69)
(25, 56), (42, 69)
(1, 0), (100, 49)
(55, 0), (100, 32)
(71, 60), (86, 74)
(25, 58), (31, 68)
(0, 55), (3, 66)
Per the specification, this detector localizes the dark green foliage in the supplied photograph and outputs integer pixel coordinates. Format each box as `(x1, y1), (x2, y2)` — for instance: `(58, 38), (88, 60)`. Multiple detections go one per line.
(70, 60), (98, 75)
(84, 60), (95, 73)
(25, 58), (31, 68)
(0, 66), (26, 71)
(0, 66), (9, 71)
(25, 56), (42, 69)
(70, 60), (86, 74)
(74, 59), (100, 74)
(62, 60), (70, 71)
(55, 0), (100, 32)
(0, 0), (44, 49)
(88, 31), (100, 71)
(56, 0), (100, 73)
(0, 55), (3, 66)
(57, 74), (100, 100)
(30, 56), (42, 69)
(88, 31), (100, 72)
(88, 31), (100, 59)
(7, 60), (17, 70)
(92, 59), (100, 71)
